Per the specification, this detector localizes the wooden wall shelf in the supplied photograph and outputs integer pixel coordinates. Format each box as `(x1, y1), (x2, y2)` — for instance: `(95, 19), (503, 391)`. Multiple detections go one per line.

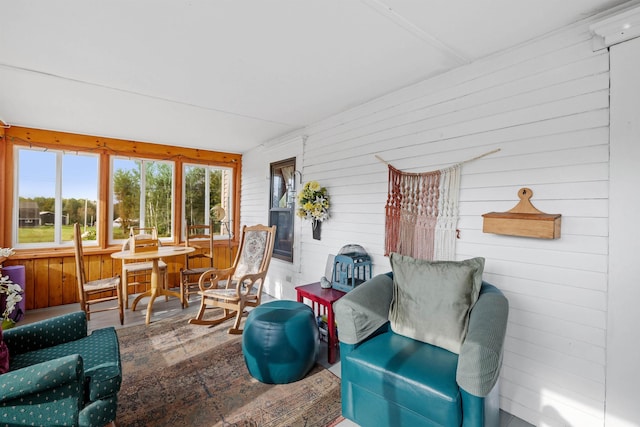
(482, 188), (561, 239)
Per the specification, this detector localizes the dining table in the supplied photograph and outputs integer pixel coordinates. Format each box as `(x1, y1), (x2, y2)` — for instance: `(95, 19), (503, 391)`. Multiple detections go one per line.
(111, 245), (195, 324)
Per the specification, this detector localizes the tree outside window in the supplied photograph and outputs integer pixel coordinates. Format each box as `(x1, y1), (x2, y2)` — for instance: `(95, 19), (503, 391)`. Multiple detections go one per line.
(111, 157), (174, 240)
(183, 164), (232, 238)
(10, 139), (239, 250)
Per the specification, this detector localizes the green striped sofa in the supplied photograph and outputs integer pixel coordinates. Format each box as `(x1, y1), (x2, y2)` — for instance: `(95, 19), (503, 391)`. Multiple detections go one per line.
(0, 311), (121, 427)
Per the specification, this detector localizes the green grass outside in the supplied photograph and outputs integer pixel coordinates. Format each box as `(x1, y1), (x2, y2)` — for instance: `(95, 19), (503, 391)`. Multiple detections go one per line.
(18, 225), (129, 243)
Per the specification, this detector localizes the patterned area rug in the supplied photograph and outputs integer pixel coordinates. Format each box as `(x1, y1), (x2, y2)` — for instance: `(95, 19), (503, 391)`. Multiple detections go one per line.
(116, 310), (342, 427)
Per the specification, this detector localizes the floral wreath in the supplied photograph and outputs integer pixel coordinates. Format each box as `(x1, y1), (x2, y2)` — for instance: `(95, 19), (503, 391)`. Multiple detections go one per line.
(296, 181), (330, 222)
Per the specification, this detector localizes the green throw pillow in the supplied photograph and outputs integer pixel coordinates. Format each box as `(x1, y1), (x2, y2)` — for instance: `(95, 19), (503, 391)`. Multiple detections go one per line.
(388, 253), (485, 354)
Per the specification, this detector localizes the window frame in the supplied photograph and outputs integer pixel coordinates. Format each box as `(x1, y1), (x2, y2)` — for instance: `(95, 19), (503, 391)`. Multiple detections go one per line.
(181, 162), (234, 241)
(12, 146), (101, 249)
(2, 127), (243, 255)
(109, 156), (176, 245)
(269, 157), (296, 263)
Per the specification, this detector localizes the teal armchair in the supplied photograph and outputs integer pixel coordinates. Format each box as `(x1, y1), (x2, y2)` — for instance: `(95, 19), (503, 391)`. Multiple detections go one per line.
(334, 273), (509, 427)
(0, 311), (122, 427)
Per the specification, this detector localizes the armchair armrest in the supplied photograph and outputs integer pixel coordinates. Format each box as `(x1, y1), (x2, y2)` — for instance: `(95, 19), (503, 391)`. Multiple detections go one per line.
(334, 273), (394, 345)
(3, 311), (88, 355)
(0, 354), (84, 402)
(457, 283), (509, 397)
(198, 267), (235, 291)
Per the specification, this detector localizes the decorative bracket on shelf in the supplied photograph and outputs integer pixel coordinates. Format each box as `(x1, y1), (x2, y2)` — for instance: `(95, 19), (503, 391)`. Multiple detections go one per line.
(482, 188), (561, 239)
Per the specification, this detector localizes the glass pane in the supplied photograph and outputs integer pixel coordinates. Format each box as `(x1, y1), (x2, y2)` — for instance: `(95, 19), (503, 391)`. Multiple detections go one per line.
(62, 154), (99, 242)
(271, 210), (294, 259)
(184, 165), (206, 226)
(223, 169), (233, 237)
(17, 150), (56, 244)
(272, 173), (285, 208)
(112, 158), (141, 240)
(269, 158), (295, 262)
(183, 164), (232, 239)
(211, 169), (231, 237)
(144, 161), (173, 238)
(271, 163), (295, 209)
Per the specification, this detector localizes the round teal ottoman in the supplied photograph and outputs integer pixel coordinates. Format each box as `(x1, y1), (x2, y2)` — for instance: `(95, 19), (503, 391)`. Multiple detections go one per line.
(242, 300), (319, 384)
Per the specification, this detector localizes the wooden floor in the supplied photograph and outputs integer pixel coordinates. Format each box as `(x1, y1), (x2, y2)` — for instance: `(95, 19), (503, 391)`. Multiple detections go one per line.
(22, 289), (203, 332)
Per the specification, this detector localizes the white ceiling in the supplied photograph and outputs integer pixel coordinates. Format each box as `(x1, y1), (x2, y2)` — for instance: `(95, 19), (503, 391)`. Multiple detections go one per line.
(0, 0), (634, 153)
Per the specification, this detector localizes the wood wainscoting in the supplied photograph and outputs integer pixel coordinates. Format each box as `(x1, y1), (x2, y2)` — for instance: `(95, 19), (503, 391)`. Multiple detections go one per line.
(1, 125), (243, 311)
(3, 244), (237, 311)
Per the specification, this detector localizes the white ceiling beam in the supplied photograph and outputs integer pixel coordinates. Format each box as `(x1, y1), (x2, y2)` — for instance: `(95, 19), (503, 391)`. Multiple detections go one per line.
(360, 0), (470, 65)
(590, 4), (640, 50)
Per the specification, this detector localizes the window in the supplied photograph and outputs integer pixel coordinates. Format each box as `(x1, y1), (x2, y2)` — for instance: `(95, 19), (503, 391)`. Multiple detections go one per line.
(269, 158), (296, 262)
(183, 163), (233, 239)
(7, 128), (242, 252)
(14, 147), (99, 247)
(111, 157), (174, 242)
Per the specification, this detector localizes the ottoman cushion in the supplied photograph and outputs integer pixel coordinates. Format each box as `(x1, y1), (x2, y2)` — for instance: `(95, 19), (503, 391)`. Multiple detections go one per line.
(243, 300), (319, 384)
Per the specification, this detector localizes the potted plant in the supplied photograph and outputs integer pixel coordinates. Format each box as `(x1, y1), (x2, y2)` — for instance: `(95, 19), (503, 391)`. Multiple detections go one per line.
(0, 248), (24, 330)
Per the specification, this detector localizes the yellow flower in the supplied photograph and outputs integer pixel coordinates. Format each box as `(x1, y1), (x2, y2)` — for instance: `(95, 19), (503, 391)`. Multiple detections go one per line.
(297, 181), (330, 222)
(308, 181), (321, 192)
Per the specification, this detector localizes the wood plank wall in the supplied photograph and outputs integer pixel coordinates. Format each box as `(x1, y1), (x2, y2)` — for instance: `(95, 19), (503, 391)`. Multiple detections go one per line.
(242, 21), (610, 427)
(2, 245), (236, 310)
(1, 126), (241, 310)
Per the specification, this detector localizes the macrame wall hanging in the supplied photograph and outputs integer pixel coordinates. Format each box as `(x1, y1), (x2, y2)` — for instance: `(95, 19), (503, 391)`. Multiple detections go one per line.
(378, 149), (499, 261)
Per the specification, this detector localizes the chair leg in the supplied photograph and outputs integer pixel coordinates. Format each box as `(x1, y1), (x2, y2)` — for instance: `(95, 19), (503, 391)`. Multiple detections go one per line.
(228, 305), (245, 335)
(181, 274), (200, 309)
(83, 297), (91, 321)
(162, 268), (169, 302)
(188, 299), (235, 326)
(188, 298), (208, 324)
(180, 272), (188, 309)
(118, 283), (124, 325)
(122, 274), (129, 309)
(119, 300), (124, 326)
(80, 299), (88, 320)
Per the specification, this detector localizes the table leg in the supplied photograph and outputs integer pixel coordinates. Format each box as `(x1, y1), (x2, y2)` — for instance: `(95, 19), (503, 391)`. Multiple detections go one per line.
(144, 259), (160, 324)
(129, 259), (160, 325)
(130, 257), (183, 324)
(327, 304), (338, 364)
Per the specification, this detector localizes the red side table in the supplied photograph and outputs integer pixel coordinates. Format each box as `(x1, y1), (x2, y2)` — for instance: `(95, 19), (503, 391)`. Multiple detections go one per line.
(295, 282), (346, 364)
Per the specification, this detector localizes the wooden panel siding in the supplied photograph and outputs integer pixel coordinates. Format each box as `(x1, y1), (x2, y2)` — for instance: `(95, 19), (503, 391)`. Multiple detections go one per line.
(1, 126), (241, 311)
(2, 245), (236, 310)
(242, 20), (611, 427)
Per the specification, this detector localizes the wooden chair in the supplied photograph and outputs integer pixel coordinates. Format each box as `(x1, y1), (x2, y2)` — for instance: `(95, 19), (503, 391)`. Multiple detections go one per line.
(128, 226), (160, 253)
(180, 224), (214, 308)
(72, 223), (123, 324)
(121, 227), (168, 308)
(189, 224), (276, 334)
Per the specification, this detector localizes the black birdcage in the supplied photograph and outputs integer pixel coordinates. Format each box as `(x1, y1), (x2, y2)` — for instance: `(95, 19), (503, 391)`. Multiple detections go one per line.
(331, 244), (372, 292)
